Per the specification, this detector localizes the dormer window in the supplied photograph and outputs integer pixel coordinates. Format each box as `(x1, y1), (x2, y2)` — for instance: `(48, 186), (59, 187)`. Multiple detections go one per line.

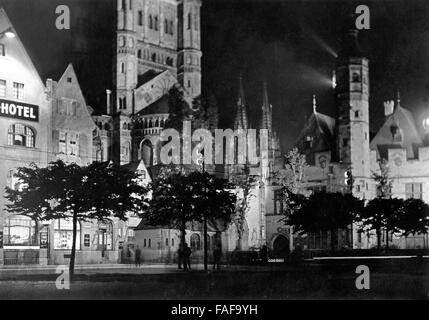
(391, 122), (403, 143)
(304, 135), (313, 149)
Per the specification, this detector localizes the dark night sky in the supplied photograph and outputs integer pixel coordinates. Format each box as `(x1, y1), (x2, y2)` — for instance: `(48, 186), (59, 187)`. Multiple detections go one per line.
(1, 0), (429, 151)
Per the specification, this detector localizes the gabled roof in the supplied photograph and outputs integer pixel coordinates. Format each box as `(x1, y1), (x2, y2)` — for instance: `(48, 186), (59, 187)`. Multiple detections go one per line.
(56, 63), (87, 106)
(370, 105), (423, 159)
(134, 70), (181, 115)
(0, 8), (46, 91)
(136, 95), (169, 116)
(294, 110), (336, 165)
(295, 111), (336, 149)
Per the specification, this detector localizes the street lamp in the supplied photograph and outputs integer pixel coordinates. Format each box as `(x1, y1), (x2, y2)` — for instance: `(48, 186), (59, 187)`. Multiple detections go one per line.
(0, 27), (15, 39)
(423, 116), (429, 132)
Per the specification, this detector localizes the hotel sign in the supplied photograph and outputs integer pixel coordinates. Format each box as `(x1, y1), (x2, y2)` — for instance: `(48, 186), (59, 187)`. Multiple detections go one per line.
(0, 99), (39, 122)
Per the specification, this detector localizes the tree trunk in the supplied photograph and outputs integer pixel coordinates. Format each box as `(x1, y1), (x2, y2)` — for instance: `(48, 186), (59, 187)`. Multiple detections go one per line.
(235, 224), (242, 251)
(330, 229), (336, 253)
(203, 215), (208, 271)
(385, 228), (389, 250)
(69, 211), (78, 280)
(180, 227), (186, 248)
(376, 229), (381, 250)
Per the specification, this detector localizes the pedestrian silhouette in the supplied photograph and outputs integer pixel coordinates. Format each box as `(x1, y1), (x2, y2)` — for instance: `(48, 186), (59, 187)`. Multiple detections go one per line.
(135, 245), (141, 267)
(260, 245), (268, 264)
(183, 243), (192, 271)
(177, 242), (183, 269)
(213, 244), (222, 270)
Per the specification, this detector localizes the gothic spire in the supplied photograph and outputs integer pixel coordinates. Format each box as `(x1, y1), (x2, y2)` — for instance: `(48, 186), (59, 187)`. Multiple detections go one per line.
(234, 74), (248, 130)
(261, 80), (272, 132)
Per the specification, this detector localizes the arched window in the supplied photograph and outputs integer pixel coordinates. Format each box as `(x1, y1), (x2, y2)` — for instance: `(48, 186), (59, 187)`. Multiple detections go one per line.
(128, 37), (134, 48)
(151, 53), (156, 62)
(169, 20), (174, 35)
(119, 36), (125, 47)
(98, 221), (113, 252)
(187, 12), (191, 30)
(121, 62), (125, 73)
(149, 14), (153, 29)
(190, 233), (201, 250)
(137, 49), (142, 58)
(141, 139), (153, 166)
(54, 218), (81, 250)
(154, 16), (159, 31)
(3, 215), (37, 246)
(138, 10), (143, 26)
(352, 72), (360, 83)
(119, 97), (126, 109)
(8, 124), (35, 148)
(122, 122), (127, 130)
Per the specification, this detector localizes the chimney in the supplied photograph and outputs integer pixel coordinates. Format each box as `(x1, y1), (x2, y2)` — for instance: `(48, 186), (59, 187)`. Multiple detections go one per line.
(106, 89), (112, 114)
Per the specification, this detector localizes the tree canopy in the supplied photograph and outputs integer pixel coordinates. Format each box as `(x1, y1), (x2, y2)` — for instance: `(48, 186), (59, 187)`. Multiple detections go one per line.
(5, 160), (148, 276)
(142, 166), (236, 248)
(288, 192), (364, 251)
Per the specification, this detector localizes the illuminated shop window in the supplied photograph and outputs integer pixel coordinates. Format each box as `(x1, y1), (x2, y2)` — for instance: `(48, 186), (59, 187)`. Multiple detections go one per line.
(3, 215), (37, 246)
(8, 124), (35, 147)
(98, 221), (113, 251)
(0, 79), (5, 97)
(54, 218), (81, 250)
(190, 233), (201, 250)
(12, 82), (24, 100)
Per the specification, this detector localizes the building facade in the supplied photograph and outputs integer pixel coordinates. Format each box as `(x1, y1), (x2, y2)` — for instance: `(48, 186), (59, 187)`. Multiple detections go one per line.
(0, 9), (133, 265)
(288, 25), (429, 251)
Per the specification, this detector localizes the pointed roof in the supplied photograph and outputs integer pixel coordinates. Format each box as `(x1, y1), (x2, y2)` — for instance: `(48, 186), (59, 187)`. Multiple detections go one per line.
(260, 80), (272, 131)
(233, 74), (248, 130)
(0, 8), (46, 91)
(294, 99), (336, 164)
(56, 63), (87, 106)
(338, 14), (364, 59)
(370, 104), (423, 159)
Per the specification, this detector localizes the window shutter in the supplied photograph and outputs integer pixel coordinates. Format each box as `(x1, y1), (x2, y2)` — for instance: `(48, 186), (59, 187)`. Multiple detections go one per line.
(53, 130), (59, 153)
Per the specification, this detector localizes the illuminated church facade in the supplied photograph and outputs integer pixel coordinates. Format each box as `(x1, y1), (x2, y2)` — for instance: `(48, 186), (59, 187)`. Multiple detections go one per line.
(292, 26), (429, 250)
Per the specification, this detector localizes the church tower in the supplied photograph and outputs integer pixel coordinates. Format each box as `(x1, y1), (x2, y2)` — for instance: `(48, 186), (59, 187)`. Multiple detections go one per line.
(335, 18), (370, 197)
(115, 0), (138, 115)
(177, 0), (202, 98)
